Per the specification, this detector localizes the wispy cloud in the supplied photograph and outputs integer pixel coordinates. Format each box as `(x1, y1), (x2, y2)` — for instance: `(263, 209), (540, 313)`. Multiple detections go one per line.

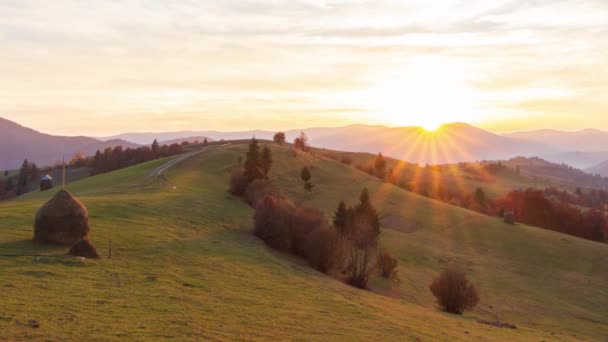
(0, 0), (606, 135)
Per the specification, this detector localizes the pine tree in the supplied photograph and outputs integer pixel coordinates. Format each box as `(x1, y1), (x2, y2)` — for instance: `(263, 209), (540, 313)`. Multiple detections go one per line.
(244, 138), (263, 181)
(261, 147), (273, 178)
(18, 159), (30, 187)
(151, 139), (160, 157)
(333, 201), (350, 235)
(355, 187), (380, 236)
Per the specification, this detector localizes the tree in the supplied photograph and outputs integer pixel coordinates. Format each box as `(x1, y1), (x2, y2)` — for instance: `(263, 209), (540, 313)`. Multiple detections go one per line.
(261, 147), (273, 178)
(203, 138), (208, 146)
(333, 201), (350, 235)
(300, 167), (314, 194)
(151, 139), (160, 157)
(429, 268), (479, 314)
(353, 188), (380, 237)
(346, 215), (378, 289)
(273, 132), (286, 145)
(301, 167), (311, 183)
(18, 159), (30, 187)
(374, 153), (387, 179)
(29, 163), (39, 182)
(474, 188), (486, 207)
(293, 132), (308, 151)
(70, 152), (86, 168)
(377, 251), (398, 279)
(359, 187), (370, 206)
(244, 138), (264, 182)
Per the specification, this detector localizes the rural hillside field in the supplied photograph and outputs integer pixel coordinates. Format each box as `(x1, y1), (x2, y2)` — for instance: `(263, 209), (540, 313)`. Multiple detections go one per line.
(1, 144), (607, 341)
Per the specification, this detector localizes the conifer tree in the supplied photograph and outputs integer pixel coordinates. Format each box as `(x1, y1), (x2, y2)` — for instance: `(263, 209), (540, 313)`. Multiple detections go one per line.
(261, 147), (273, 178)
(244, 138), (263, 181)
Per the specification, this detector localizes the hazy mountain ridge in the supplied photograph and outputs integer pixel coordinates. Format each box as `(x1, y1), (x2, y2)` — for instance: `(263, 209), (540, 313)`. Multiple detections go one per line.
(3, 116), (608, 171)
(505, 129), (608, 153)
(103, 123), (558, 165)
(587, 160), (608, 177)
(0, 117), (138, 170)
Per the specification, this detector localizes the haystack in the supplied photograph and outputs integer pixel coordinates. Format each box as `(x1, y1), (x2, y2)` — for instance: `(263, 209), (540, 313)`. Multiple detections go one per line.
(33, 189), (90, 245)
(68, 239), (100, 259)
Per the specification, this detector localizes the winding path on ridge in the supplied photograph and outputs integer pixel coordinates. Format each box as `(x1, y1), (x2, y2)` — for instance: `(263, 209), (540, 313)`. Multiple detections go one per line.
(149, 144), (230, 177)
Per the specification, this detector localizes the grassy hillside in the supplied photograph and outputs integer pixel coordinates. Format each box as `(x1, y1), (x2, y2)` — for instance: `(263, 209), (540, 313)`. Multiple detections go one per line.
(0, 144), (606, 341)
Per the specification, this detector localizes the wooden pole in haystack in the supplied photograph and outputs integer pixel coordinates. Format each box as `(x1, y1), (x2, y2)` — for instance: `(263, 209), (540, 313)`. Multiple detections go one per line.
(108, 240), (112, 259)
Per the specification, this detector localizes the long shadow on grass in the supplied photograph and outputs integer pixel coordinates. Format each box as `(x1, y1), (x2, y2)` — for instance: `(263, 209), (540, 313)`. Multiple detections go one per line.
(0, 239), (65, 256)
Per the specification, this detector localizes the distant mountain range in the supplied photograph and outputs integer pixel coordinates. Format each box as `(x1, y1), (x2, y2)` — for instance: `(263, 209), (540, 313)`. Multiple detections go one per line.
(3, 116), (608, 173)
(505, 129), (608, 152)
(104, 123), (560, 165)
(0, 117), (139, 170)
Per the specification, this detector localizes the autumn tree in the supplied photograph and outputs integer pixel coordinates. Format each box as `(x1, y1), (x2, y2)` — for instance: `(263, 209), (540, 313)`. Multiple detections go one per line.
(293, 132), (308, 151)
(374, 153), (387, 179)
(273, 132), (286, 145)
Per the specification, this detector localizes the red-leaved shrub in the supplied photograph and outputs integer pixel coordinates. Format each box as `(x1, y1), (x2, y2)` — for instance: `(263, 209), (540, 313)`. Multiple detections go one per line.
(229, 168), (249, 196)
(253, 195), (343, 273)
(429, 268), (480, 314)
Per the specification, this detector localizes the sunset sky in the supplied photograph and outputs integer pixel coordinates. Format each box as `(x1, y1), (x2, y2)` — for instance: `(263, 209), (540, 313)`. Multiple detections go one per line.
(1, 0), (607, 136)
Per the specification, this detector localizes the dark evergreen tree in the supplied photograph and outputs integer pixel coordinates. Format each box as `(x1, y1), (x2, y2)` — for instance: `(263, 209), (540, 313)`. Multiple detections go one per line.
(261, 147), (273, 178)
(244, 138), (263, 181)
(151, 139), (160, 157)
(18, 159), (30, 187)
(333, 201), (350, 235)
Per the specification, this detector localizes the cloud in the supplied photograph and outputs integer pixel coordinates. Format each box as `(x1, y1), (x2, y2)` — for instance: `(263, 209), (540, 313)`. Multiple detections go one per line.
(0, 0), (606, 135)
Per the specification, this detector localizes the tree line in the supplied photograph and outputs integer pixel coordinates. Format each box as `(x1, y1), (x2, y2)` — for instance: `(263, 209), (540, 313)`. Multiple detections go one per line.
(0, 139), (193, 201)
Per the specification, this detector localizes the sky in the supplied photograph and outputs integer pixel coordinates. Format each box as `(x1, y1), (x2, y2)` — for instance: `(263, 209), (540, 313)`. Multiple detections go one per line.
(0, 0), (607, 136)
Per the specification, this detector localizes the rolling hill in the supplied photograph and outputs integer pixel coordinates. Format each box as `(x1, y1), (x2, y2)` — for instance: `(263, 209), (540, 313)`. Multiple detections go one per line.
(0, 117), (138, 170)
(0, 143), (606, 340)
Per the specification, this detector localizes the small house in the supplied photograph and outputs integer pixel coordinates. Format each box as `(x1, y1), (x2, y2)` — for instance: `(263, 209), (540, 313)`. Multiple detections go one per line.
(40, 175), (54, 191)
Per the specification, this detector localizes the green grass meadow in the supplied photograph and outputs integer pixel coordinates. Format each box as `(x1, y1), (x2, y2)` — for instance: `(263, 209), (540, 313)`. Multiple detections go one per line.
(0, 144), (606, 341)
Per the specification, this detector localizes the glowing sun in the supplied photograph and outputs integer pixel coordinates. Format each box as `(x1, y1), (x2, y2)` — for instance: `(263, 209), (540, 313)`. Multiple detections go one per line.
(363, 57), (479, 131)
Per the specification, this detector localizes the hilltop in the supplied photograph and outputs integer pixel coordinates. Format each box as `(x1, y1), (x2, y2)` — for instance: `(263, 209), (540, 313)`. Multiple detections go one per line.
(0, 143), (606, 340)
